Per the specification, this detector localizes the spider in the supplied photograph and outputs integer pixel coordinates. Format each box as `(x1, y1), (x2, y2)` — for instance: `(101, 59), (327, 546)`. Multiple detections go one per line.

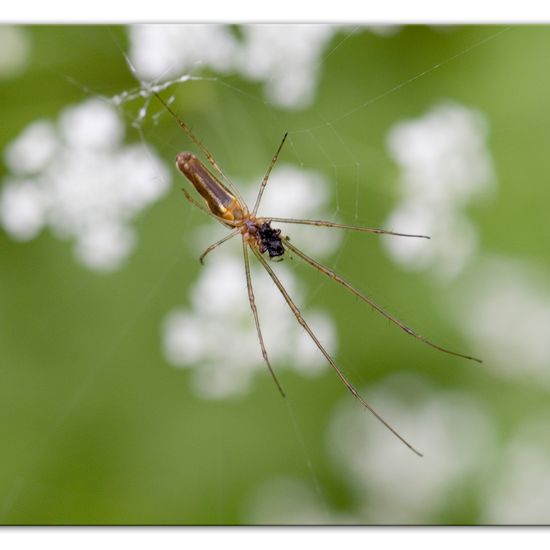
(155, 93), (481, 457)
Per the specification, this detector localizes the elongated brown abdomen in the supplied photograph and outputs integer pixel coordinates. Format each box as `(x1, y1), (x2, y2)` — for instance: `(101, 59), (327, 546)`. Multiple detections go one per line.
(176, 152), (246, 224)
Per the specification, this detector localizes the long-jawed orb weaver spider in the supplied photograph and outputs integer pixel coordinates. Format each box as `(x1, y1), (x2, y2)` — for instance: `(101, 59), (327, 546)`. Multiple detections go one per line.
(154, 93), (481, 457)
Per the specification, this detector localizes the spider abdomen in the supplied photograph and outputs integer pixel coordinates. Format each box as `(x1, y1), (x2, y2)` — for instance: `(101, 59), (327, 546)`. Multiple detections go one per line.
(176, 151), (246, 224)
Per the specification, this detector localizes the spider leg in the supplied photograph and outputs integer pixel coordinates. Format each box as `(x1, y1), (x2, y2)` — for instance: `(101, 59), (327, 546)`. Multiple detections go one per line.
(252, 246), (422, 457)
(265, 217), (430, 239)
(199, 229), (239, 265)
(155, 92), (247, 207)
(283, 238), (482, 364)
(252, 132), (288, 217)
(243, 239), (286, 398)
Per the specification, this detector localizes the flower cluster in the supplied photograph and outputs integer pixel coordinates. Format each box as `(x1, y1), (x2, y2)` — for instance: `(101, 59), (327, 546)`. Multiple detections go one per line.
(0, 99), (170, 271)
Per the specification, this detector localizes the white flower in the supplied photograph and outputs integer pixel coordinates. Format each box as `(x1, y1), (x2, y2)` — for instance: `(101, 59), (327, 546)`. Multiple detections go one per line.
(162, 253), (335, 399)
(4, 120), (59, 174)
(383, 102), (495, 281)
(0, 99), (170, 272)
(453, 256), (550, 387)
(127, 24), (340, 110)
(327, 373), (495, 523)
(482, 416), (550, 524)
(0, 179), (46, 241)
(237, 25), (336, 109)
(129, 24), (240, 80)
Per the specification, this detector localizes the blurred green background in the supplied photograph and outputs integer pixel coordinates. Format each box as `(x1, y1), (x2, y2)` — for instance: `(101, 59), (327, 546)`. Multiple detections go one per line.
(1, 25), (550, 525)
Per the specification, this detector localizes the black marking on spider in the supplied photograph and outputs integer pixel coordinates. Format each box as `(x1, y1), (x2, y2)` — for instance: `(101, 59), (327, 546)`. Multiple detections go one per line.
(258, 222), (284, 258)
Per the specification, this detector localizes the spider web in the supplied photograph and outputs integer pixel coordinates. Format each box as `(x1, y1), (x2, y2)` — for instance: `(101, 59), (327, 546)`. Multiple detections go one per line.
(0, 24), (512, 524)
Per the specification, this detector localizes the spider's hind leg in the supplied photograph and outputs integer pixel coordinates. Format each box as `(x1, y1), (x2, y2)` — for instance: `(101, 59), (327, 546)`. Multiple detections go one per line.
(242, 239), (286, 398)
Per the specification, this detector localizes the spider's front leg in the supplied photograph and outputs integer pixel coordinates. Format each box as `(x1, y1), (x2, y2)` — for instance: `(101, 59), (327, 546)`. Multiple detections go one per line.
(198, 229), (239, 264)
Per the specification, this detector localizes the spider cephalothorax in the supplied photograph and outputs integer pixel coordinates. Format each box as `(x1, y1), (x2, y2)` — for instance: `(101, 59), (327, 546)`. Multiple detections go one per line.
(257, 222), (284, 258)
(239, 219), (285, 259)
